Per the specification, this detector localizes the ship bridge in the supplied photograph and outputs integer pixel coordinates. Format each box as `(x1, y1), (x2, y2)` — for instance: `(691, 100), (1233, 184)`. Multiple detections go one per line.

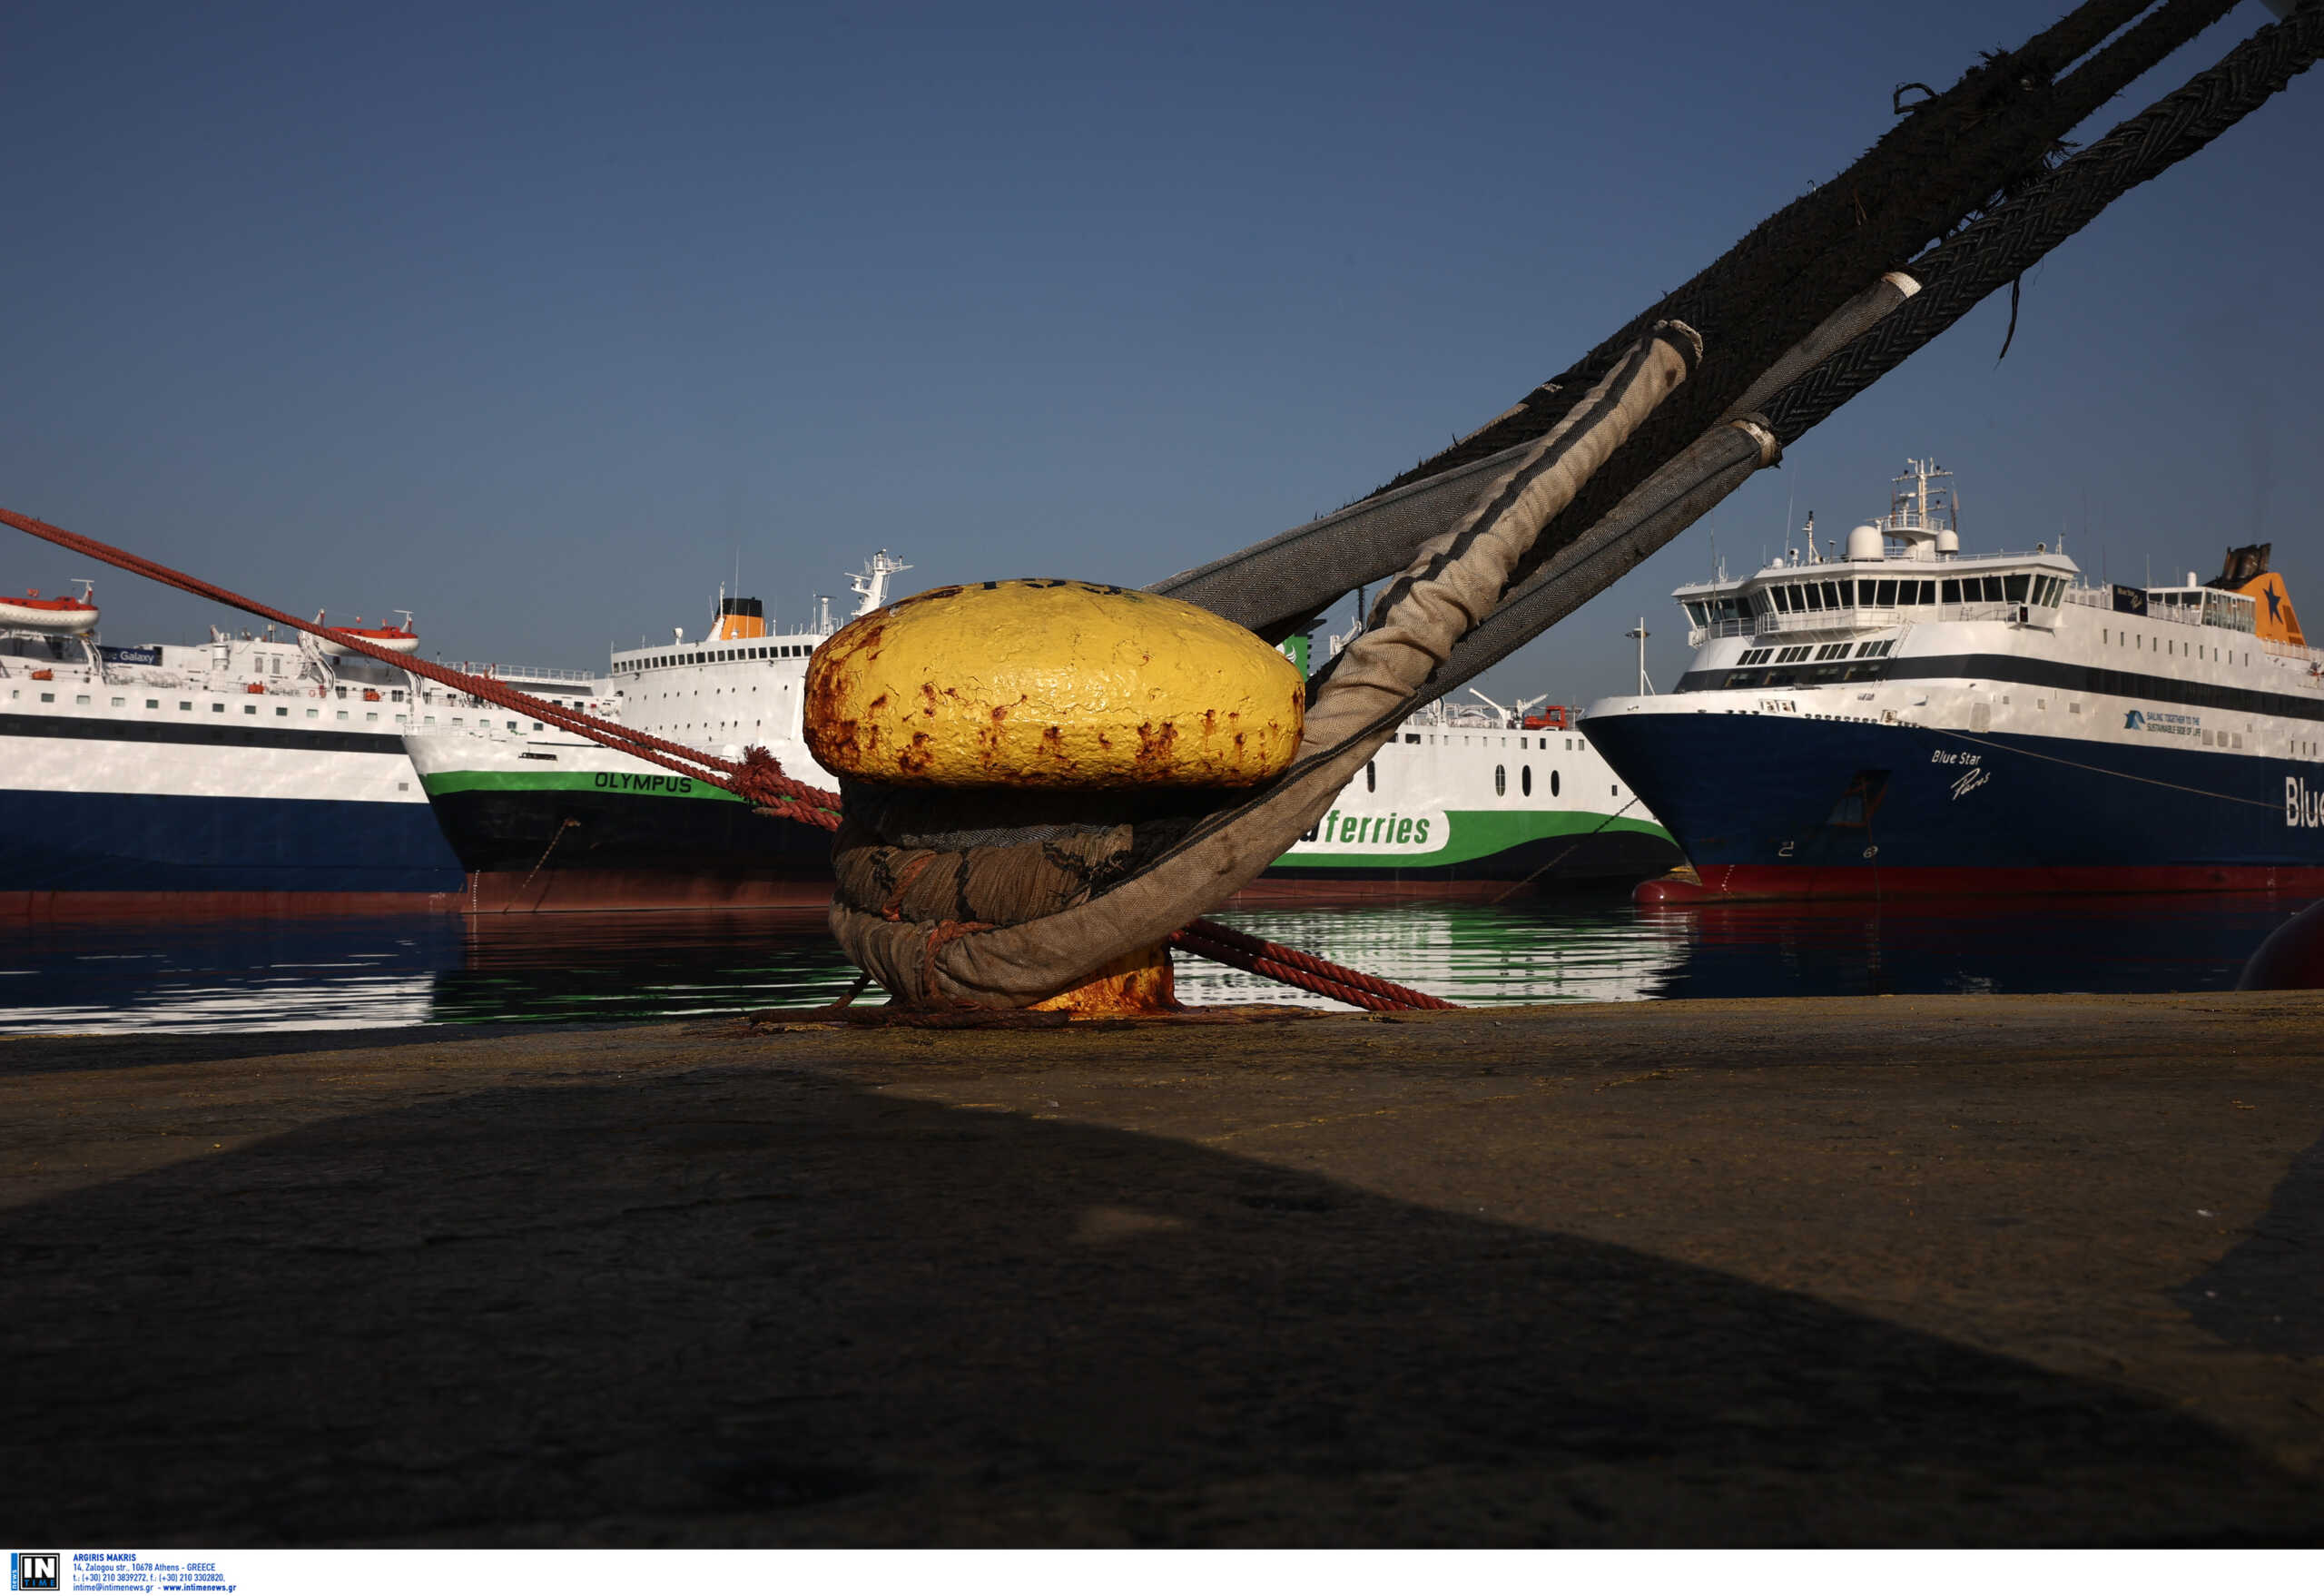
(1669, 461), (2084, 689)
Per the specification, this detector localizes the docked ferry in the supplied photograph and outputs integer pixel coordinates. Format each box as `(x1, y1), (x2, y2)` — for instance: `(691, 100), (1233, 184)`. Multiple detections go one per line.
(1, 583), (615, 916)
(1256, 644), (1679, 896)
(406, 556), (1680, 911)
(1581, 459), (2324, 900)
(402, 557), (901, 911)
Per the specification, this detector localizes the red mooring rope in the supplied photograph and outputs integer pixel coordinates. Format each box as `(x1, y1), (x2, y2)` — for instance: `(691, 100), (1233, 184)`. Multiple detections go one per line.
(3, 505), (1454, 1011)
(1174, 918), (1458, 1011)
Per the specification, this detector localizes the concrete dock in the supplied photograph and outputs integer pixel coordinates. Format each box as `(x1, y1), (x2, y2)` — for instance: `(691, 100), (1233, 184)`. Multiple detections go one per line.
(6, 990), (2323, 1545)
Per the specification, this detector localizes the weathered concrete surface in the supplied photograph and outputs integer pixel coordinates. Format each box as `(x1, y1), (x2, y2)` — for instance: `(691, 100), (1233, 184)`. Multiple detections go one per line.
(5, 991), (2322, 1545)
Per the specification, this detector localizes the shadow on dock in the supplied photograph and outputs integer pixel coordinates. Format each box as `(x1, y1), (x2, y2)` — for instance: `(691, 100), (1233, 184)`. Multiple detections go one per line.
(2176, 1132), (2324, 1358)
(5, 1040), (2318, 1545)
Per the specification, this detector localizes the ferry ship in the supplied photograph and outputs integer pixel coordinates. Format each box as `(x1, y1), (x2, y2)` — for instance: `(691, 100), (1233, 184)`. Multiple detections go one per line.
(402, 557), (902, 911)
(1256, 632), (1679, 896)
(0, 582), (615, 916)
(406, 556), (1681, 911)
(1581, 459), (2324, 900)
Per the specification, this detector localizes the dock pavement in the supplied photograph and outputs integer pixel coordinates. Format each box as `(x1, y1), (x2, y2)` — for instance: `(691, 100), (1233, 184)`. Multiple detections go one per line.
(5, 990), (2322, 1545)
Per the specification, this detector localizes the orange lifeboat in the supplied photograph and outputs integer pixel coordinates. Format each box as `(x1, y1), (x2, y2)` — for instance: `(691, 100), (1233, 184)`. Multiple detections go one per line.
(0, 587), (99, 634)
(1521, 704), (1571, 731)
(312, 609), (421, 657)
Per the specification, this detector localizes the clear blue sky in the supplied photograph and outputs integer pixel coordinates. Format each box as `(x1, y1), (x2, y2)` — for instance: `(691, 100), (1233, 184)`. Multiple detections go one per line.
(4, 1), (2315, 706)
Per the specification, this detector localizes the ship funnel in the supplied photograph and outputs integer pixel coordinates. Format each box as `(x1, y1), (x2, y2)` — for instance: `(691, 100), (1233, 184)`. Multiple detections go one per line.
(714, 595), (767, 640)
(1846, 523), (1885, 562)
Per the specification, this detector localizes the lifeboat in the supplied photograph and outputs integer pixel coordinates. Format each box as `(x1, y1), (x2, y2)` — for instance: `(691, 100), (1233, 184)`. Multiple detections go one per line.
(312, 610), (421, 657)
(1521, 704), (1571, 732)
(0, 589), (98, 634)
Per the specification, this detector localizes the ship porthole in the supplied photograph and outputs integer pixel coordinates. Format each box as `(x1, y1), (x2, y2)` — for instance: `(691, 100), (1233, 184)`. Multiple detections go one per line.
(1365, 761), (1376, 793)
(1551, 769), (1561, 798)
(1494, 764), (1506, 797)
(1521, 765), (1532, 797)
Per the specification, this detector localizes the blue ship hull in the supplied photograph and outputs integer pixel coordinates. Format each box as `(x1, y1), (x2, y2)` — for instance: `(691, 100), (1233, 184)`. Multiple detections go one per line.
(1583, 711), (2324, 897)
(0, 790), (466, 906)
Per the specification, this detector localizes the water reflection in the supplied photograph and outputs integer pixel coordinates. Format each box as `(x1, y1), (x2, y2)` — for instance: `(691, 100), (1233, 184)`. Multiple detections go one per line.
(0, 892), (2312, 1034)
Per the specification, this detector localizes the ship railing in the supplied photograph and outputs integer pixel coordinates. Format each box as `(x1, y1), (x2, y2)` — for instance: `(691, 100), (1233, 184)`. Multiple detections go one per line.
(1751, 606), (1905, 635)
(1744, 600), (2064, 639)
(459, 664), (601, 684)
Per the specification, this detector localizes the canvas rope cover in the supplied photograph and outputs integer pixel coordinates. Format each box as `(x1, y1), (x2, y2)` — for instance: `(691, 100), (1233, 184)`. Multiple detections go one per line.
(834, 0), (2323, 1008)
(832, 325), (1700, 1005)
(6, 2), (2310, 1011)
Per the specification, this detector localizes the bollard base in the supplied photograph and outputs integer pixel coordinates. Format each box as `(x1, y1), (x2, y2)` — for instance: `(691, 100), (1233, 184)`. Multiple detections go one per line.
(1029, 941), (1177, 1016)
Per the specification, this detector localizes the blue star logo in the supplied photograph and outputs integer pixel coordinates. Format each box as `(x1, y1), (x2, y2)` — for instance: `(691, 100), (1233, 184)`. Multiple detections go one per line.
(2267, 584), (2283, 622)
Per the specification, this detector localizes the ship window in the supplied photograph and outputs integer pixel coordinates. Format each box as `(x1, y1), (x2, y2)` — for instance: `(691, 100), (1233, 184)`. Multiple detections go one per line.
(1365, 762), (1375, 793)
(2004, 573), (2030, 602)
(1404, 733), (1420, 744)
(308, 708), (319, 719)
(1521, 766), (1532, 796)
(1494, 764), (1506, 796)
(1802, 583), (1824, 612)
(243, 704), (256, 714)
(1770, 586), (1791, 614)
(1875, 579), (1896, 606)
(1832, 581), (1851, 607)
(1551, 769), (1561, 797)
(276, 706), (288, 716)
(212, 703), (224, 714)
(1918, 581), (1936, 604)
(1941, 579), (1961, 604)
(337, 710), (349, 721)
(179, 701), (191, 711)
(41, 692), (54, 703)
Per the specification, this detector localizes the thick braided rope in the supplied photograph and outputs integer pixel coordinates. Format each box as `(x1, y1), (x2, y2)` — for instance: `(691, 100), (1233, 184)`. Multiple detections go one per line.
(1766, 2), (2323, 445)
(3, 505), (1455, 1006)
(1174, 918), (1459, 1011)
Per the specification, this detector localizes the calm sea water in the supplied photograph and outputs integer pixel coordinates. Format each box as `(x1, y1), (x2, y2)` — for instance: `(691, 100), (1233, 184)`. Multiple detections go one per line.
(0, 891), (2312, 1034)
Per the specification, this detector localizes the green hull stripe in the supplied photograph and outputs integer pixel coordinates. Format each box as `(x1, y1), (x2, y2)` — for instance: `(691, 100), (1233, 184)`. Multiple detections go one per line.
(420, 769), (749, 804)
(1286, 809), (1671, 869)
(416, 775), (1662, 864)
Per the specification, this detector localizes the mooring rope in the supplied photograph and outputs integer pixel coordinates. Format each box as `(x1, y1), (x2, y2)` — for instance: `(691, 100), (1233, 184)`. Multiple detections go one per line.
(1, 505), (1450, 1010)
(1172, 918), (1459, 1012)
(0, 504), (844, 828)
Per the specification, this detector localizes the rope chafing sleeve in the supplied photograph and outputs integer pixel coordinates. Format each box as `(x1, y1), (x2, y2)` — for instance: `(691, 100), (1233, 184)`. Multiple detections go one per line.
(0, 505), (1460, 1009)
(832, 323), (1700, 1008)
